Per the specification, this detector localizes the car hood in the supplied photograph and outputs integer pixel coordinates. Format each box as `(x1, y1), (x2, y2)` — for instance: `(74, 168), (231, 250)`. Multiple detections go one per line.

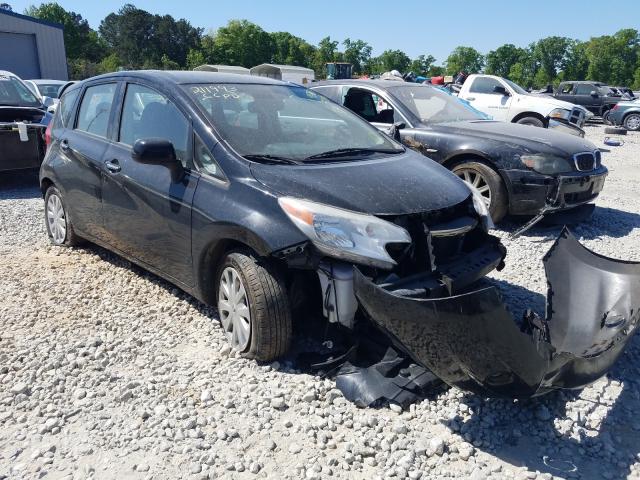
(250, 150), (471, 215)
(431, 120), (597, 155)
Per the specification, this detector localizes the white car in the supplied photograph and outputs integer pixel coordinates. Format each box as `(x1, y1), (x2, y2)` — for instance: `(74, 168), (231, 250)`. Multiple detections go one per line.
(457, 74), (586, 135)
(23, 79), (71, 112)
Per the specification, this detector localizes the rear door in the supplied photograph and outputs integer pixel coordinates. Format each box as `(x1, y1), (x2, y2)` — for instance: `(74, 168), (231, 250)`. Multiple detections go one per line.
(101, 82), (198, 286)
(461, 77), (512, 121)
(61, 81), (119, 239)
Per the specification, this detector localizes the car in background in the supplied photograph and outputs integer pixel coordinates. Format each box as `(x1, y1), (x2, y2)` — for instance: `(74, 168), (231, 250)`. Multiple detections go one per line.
(0, 70), (52, 172)
(553, 81), (624, 118)
(607, 101), (640, 131)
(23, 79), (71, 112)
(311, 80), (607, 223)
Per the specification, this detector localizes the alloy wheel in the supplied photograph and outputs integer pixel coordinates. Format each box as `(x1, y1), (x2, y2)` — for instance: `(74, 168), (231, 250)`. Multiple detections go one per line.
(456, 169), (491, 207)
(46, 194), (67, 244)
(626, 114), (640, 131)
(218, 267), (251, 351)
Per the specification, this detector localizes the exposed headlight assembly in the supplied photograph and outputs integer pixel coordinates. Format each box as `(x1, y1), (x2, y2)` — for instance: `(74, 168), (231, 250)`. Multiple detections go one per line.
(549, 108), (572, 121)
(521, 153), (572, 175)
(278, 197), (411, 269)
(467, 184), (494, 231)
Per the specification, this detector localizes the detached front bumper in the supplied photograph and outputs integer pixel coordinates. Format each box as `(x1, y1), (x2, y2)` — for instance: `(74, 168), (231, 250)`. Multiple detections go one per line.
(354, 228), (640, 398)
(504, 166), (608, 216)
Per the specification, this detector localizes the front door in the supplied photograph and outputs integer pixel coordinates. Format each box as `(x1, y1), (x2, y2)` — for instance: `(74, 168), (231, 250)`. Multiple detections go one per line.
(461, 77), (512, 121)
(101, 83), (198, 286)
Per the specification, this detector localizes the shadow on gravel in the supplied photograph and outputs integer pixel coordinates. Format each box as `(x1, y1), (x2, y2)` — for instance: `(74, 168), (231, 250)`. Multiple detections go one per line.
(0, 169), (41, 199)
(497, 206), (640, 240)
(442, 335), (640, 480)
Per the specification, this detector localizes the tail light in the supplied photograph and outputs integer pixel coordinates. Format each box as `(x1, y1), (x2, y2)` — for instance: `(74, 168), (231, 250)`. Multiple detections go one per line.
(45, 121), (52, 148)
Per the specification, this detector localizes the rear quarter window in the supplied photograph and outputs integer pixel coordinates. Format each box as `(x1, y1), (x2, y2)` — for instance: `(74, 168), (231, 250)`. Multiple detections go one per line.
(76, 83), (117, 138)
(55, 89), (80, 128)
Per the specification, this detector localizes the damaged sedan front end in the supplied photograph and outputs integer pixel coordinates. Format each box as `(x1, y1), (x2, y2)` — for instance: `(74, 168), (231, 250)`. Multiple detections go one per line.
(353, 228), (640, 398)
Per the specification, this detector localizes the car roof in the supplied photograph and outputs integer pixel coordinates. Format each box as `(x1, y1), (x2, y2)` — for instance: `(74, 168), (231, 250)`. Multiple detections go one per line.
(313, 79), (429, 90)
(84, 70), (290, 86)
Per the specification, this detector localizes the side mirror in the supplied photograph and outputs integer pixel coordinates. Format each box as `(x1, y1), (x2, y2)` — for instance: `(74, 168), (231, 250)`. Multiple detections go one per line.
(132, 138), (184, 182)
(386, 122), (406, 142)
(590, 90), (599, 97)
(493, 85), (510, 96)
(41, 96), (54, 107)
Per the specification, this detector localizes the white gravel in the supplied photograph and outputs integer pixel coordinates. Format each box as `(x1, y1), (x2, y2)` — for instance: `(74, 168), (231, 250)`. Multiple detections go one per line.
(1, 124), (640, 480)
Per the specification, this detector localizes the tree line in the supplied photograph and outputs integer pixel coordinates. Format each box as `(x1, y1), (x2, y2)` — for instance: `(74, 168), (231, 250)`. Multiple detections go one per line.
(19, 3), (640, 88)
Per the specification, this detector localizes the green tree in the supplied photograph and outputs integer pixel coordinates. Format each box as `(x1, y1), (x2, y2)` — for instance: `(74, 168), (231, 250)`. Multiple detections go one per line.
(25, 2), (104, 61)
(409, 54), (436, 76)
(342, 38), (372, 75)
(485, 44), (528, 78)
(531, 36), (573, 85)
(585, 29), (639, 85)
(99, 52), (121, 73)
(186, 48), (206, 70)
(206, 20), (274, 68)
(560, 41), (589, 81)
(270, 31), (315, 68)
(445, 46), (484, 75)
(312, 37), (340, 77)
(375, 49), (411, 73)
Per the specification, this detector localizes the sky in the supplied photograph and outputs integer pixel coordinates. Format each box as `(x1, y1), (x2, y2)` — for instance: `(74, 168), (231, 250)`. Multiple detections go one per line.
(8, 0), (640, 63)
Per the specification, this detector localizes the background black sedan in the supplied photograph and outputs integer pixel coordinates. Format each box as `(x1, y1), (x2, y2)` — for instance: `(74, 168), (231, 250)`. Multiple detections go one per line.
(312, 80), (608, 223)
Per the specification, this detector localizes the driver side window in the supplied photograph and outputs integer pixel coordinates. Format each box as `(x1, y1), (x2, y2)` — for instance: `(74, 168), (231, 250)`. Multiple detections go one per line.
(469, 77), (502, 95)
(341, 88), (396, 124)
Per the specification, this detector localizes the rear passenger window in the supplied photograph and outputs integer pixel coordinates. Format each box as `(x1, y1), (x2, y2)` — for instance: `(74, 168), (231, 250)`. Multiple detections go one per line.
(469, 77), (502, 94)
(119, 84), (190, 165)
(560, 83), (573, 94)
(76, 83), (116, 138)
(56, 88), (79, 128)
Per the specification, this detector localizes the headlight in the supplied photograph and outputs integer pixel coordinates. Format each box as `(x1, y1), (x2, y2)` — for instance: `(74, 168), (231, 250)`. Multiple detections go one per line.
(520, 153), (572, 175)
(467, 185), (494, 231)
(278, 197), (411, 269)
(549, 108), (571, 121)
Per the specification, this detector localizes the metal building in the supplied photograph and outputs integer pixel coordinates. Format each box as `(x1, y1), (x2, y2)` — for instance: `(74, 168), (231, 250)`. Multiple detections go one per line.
(0, 9), (68, 80)
(250, 64), (315, 85)
(193, 65), (250, 75)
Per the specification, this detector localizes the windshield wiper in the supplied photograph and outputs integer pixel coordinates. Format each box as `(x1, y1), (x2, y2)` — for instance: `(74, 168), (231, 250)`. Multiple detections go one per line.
(243, 154), (301, 165)
(304, 147), (404, 161)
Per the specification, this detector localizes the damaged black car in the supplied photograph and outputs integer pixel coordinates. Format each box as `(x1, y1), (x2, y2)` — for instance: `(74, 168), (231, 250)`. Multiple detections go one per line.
(311, 80), (608, 223)
(0, 71), (52, 173)
(40, 71), (639, 403)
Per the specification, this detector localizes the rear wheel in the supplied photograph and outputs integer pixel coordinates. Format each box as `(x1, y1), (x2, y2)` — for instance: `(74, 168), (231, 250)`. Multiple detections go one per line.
(216, 251), (292, 361)
(516, 116), (545, 128)
(623, 113), (640, 131)
(44, 186), (82, 246)
(452, 161), (508, 223)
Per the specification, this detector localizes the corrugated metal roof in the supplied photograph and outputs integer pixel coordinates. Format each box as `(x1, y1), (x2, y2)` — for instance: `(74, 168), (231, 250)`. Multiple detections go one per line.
(250, 64), (315, 75)
(0, 9), (63, 30)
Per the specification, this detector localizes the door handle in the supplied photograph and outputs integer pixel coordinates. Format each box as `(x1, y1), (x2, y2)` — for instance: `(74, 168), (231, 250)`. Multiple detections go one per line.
(104, 159), (121, 174)
(466, 97), (476, 101)
(60, 139), (70, 151)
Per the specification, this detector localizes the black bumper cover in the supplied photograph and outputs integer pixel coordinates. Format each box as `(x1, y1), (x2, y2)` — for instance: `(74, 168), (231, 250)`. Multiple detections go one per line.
(354, 228), (640, 398)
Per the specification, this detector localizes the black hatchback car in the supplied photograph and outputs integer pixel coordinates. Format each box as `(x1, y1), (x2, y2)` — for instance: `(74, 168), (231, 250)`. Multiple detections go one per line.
(41, 71), (640, 399)
(311, 80), (608, 222)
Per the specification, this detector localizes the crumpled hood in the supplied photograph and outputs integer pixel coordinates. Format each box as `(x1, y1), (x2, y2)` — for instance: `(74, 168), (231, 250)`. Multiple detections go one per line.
(433, 120), (597, 156)
(250, 150), (471, 215)
(354, 228), (640, 398)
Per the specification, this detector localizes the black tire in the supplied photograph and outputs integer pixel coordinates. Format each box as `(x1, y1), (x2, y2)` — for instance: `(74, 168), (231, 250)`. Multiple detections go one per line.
(452, 161), (508, 223)
(516, 116), (545, 128)
(623, 113), (640, 131)
(216, 251), (292, 361)
(605, 126), (627, 135)
(602, 110), (611, 125)
(44, 185), (83, 247)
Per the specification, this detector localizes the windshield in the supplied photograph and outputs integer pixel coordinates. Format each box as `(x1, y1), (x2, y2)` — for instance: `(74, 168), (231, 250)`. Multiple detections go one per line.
(503, 78), (529, 95)
(184, 83), (401, 162)
(0, 74), (41, 107)
(387, 85), (486, 124)
(36, 83), (64, 98)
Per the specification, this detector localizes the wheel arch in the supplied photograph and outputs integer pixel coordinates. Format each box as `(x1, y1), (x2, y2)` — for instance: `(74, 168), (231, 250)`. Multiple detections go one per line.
(40, 177), (55, 197)
(512, 111), (547, 126)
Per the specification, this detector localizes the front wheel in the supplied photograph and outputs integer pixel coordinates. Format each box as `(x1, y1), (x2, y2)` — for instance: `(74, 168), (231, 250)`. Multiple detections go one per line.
(623, 113), (640, 131)
(516, 116), (545, 128)
(452, 161), (508, 223)
(216, 251), (292, 361)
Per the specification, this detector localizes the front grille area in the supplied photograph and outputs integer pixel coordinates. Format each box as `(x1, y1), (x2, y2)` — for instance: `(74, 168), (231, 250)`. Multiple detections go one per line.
(574, 152), (597, 171)
(569, 107), (586, 127)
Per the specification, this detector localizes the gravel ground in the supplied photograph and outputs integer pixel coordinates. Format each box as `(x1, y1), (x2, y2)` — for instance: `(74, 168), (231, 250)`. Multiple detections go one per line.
(1, 124), (640, 480)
